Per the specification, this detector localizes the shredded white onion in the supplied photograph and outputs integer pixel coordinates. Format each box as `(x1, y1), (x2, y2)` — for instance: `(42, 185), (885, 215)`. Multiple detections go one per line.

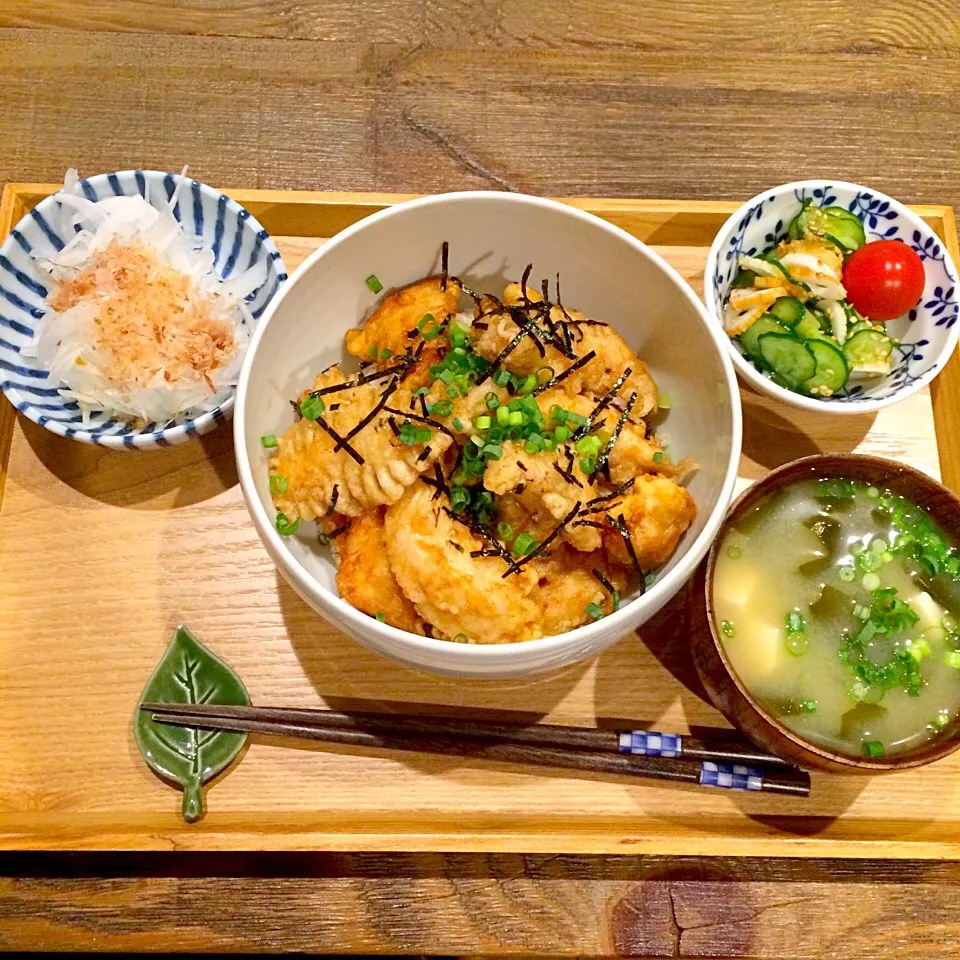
(25, 168), (268, 427)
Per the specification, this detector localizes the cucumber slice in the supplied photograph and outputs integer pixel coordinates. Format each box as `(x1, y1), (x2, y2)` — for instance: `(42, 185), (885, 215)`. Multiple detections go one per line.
(845, 320), (872, 339)
(768, 296), (806, 327)
(791, 201), (866, 252)
(738, 314), (788, 360)
(802, 339), (849, 397)
(758, 333), (817, 388)
(843, 330), (895, 374)
(794, 313), (829, 340)
(731, 267), (756, 289)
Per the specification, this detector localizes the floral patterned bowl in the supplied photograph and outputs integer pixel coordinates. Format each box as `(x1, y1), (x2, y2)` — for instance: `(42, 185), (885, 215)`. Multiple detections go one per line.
(705, 180), (960, 414)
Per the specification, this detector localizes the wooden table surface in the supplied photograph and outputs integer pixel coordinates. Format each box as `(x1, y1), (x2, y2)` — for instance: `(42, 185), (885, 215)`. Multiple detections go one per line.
(2, 1), (960, 955)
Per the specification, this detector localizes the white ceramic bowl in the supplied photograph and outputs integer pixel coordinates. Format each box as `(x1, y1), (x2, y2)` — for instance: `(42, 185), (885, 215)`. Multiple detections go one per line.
(235, 192), (742, 677)
(705, 180), (960, 414)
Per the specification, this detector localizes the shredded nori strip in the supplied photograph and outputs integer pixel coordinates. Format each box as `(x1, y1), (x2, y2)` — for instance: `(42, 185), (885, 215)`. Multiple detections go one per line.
(473, 320), (489, 330)
(573, 519), (605, 529)
(309, 360), (411, 397)
(587, 477), (635, 507)
(326, 484), (340, 515)
(516, 460), (528, 472)
(572, 366), (633, 440)
(519, 263), (533, 303)
(530, 349), (597, 397)
(553, 461), (583, 488)
(515, 482), (526, 494)
(452, 277), (482, 302)
(329, 403), (341, 411)
(383, 406), (459, 444)
(317, 520), (351, 546)
(338, 377), (399, 450)
(470, 548), (502, 558)
(431, 462), (449, 500)
(592, 568), (617, 597)
(555, 272), (573, 324)
(596, 391), (637, 480)
(290, 399), (303, 421)
(477, 323), (533, 385)
(610, 513), (645, 589)
(440, 240), (449, 292)
(503, 500), (582, 578)
(417, 445), (432, 463)
(419, 393), (430, 418)
(449, 540), (464, 553)
(316, 417), (363, 464)
(388, 416), (401, 437)
(443, 507), (513, 566)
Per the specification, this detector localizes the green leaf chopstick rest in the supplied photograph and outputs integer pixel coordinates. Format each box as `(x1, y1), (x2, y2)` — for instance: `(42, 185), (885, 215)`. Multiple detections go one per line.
(135, 625), (250, 822)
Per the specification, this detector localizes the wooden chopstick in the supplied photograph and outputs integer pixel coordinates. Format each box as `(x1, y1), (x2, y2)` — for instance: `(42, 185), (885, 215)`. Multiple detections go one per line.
(140, 702), (792, 766)
(141, 703), (811, 797)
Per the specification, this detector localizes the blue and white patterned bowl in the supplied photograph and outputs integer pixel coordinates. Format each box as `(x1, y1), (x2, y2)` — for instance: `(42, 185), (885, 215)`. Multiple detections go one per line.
(0, 170), (286, 448)
(705, 180), (960, 414)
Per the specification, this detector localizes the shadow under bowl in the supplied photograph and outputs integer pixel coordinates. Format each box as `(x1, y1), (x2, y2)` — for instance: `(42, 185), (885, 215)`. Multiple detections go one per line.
(691, 453), (960, 774)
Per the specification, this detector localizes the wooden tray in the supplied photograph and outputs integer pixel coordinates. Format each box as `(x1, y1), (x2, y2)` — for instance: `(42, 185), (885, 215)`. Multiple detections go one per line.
(2, 185), (960, 858)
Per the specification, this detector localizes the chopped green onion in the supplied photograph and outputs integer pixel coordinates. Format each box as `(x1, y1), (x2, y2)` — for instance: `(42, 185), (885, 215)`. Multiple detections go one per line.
(862, 740), (885, 758)
(493, 368), (512, 388)
(580, 456), (597, 475)
(513, 532), (538, 557)
(509, 410), (524, 426)
(838, 566), (856, 582)
(576, 435), (602, 456)
(785, 633), (808, 656)
(933, 709), (951, 730)
(543, 435), (557, 452)
(417, 313), (435, 332)
(427, 399), (453, 417)
(450, 324), (469, 348)
(375, 612), (386, 623)
(786, 611), (806, 634)
(726, 544), (742, 559)
(550, 404), (565, 424)
(453, 633), (470, 643)
(483, 443), (503, 460)
(908, 638), (931, 661)
(275, 513), (300, 536)
(415, 426), (432, 443)
(519, 373), (537, 394)
(658, 394), (673, 410)
(866, 485), (880, 499)
(946, 651), (960, 669)
(452, 417), (465, 432)
(399, 422), (428, 446)
(300, 394), (326, 420)
(586, 602), (604, 620)
(801, 699), (818, 714)
(475, 415), (492, 430)
(365, 274), (383, 294)
(269, 475), (288, 495)
(261, 434), (278, 449)
(485, 392), (500, 410)
(554, 425), (570, 443)
(368, 345), (378, 359)
(652, 451), (664, 464)
(862, 572), (881, 591)
(450, 486), (470, 511)
(721, 620), (735, 638)
(537, 366), (555, 382)
(497, 521), (514, 541)
(380, 347), (392, 360)
(496, 405), (511, 426)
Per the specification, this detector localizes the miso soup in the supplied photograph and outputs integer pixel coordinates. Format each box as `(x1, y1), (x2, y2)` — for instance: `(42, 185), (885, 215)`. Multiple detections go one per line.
(713, 477), (960, 759)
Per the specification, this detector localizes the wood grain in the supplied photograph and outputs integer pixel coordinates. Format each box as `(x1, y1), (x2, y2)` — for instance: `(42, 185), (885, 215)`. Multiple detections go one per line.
(1, 852), (959, 956)
(2, 3), (960, 206)
(0, 191), (957, 858)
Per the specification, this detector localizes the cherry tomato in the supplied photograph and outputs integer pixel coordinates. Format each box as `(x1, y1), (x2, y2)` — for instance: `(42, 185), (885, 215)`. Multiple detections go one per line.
(842, 239), (925, 321)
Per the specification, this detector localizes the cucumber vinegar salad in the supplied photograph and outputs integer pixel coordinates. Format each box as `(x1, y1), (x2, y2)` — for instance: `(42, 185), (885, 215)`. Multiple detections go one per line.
(724, 201), (926, 398)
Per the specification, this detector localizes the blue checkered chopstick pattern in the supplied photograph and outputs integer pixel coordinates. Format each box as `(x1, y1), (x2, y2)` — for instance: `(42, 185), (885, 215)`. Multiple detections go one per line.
(618, 730), (682, 758)
(0, 170), (286, 449)
(699, 761), (764, 792)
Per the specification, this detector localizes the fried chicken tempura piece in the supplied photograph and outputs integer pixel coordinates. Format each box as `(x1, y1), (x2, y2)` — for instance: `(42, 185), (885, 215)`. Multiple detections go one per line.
(327, 507), (424, 634)
(537, 545), (632, 635)
(270, 366), (452, 520)
(345, 276), (462, 388)
(472, 284), (659, 416)
(384, 483), (542, 644)
(483, 440), (601, 552)
(600, 474), (697, 571)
